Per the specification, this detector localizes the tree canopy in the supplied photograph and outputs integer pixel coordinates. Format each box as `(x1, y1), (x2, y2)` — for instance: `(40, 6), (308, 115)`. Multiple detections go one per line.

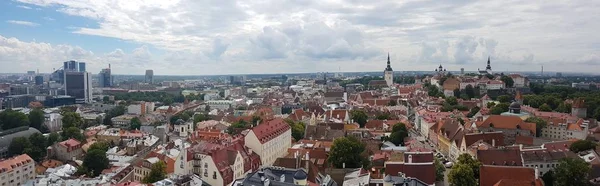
(130, 117), (142, 130)
(62, 112), (83, 130)
(143, 161), (167, 183)
(553, 158), (591, 186)
(28, 108), (45, 131)
(328, 136), (367, 168)
(62, 127), (85, 142)
(490, 102), (510, 115)
(448, 153), (481, 186)
(525, 117), (548, 137)
(435, 158), (446, 182)
(350, 110), (368, 127)
(8, 136), (32, 157)
(0, 109), (30, 130)
(497, 95), (512, 103)
(569, 139), (597, 153)
(388, 123), (409, 146)
(500, 75), (514, 88)
(81, 149), (110, 177)
(89, 141), (111, 152)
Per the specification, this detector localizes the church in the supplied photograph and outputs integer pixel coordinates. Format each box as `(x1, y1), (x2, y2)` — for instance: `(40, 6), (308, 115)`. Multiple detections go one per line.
(384, 53), (394, 87)
(478, 56), (493, 75)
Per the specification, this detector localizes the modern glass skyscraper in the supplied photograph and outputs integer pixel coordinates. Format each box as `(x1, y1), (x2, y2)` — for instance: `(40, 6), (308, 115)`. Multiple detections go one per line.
(98, 68), (112, 87)
(145, 70), (154, 84)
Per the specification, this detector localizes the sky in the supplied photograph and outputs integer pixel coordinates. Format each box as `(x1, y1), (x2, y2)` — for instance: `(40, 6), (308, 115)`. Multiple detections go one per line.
(0, 0), (599, 75)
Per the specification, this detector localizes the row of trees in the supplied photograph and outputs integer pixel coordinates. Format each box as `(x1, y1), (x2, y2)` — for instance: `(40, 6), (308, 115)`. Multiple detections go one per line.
(8, 133), (60, 161)
(447, 153), (592, 186)
(0, 108), (48, 132)
(112, 92), (185, 105)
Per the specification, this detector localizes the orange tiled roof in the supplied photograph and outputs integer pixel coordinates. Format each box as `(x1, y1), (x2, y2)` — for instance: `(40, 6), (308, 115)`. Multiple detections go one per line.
(0, 154), (33, 173)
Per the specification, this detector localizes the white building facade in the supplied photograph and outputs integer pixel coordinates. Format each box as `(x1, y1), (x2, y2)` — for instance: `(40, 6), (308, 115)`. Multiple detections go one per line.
(244, 118), (292, 166)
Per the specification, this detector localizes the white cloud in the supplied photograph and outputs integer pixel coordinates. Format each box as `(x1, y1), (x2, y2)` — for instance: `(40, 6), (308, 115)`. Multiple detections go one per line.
(16, 5), (32, 9)
(9, 0), (600, 74)
(43, 17), (55, 21)
(6, 20), (39, 27)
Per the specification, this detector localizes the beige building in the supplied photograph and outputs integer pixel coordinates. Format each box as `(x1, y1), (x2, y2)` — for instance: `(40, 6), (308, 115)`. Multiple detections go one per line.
(244, 118), (292, 166)
(50, 139), (84, 162)
(0, 154), (35, 186)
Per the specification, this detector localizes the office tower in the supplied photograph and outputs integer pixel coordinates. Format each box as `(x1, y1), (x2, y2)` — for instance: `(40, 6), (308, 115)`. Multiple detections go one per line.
(98, 65), (112, 87)
(34, 75), (44, 85)
(63, 60), (86, 72)
(460, 68), (465, 75)
(78, 63), (86, 72)
(145, 70), (154, 84)
(64, 71), (92, 104)
(27, 71), (35, 75)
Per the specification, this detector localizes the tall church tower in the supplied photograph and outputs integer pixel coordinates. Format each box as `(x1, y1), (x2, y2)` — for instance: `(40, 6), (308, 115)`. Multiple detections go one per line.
(486, 56), (492, 74)
(384, 53), (394, 87)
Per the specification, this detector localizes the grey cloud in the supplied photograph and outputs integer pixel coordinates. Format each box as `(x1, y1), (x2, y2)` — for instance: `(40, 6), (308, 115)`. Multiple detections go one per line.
(453, 36), (479, 64)
(203, 38), (230, 60)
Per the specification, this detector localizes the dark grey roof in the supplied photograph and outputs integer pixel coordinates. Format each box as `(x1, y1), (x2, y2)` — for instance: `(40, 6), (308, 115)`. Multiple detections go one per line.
(0, 127), (41, 150)
(510, 101), (521, 109)
(293, 169), (307, 180)
(240, 167), (336, 186)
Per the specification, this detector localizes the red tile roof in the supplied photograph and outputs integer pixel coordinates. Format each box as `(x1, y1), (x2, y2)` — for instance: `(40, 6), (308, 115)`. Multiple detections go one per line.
(384, 153), (435, 185)
(0, 154), (33, 173)
(464, 132), (505, 147)
(480, 165), (538, 186)
(477, 149), (523, 166)
(478, 115), (536, 136)
(251, 118), (291, 144)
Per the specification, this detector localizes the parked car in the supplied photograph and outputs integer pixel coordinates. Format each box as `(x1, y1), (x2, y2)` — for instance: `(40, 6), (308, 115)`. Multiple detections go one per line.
(444, 162), (453, 168)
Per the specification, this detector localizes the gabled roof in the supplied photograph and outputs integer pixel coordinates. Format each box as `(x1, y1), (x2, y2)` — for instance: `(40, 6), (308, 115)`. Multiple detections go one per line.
(478, 115), (536, 135)
(477, 149), (523, 166)
(464, 132), (504, 147)
(250, 118), (291, 144)
(480, 165), (539, 186)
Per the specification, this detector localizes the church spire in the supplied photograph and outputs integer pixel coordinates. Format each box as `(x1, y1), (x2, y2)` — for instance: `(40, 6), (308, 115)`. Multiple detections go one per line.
(486, 56), (492, 70)
(385, 53), (393, 71)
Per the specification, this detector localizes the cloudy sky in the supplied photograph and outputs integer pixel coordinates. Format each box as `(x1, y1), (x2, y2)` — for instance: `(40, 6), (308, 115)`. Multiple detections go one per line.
(0, 0), (599, 75)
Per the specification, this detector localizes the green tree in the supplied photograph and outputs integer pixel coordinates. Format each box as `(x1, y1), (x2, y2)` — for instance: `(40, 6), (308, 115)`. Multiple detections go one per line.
(542, 170), (554, 186)
(445, 97), (458, 106)
(28, 108), (45, 131)
(456, 153), (482, 178)
(350, 110), (368, 127)
(143, 161), (167, 183)
(102, 96), (110, 103)
(467, 106), (480, 118)
(28, 133), (48, 161)
(525, 117), (547, 137)
(47, 132), (61, 145)
(62, 112), (83, 130)
(291, 122), (306, 141)
(448, 163), (477, 186)
(500, 75), (514, 88)
(89, 141), (111, 152)
(554, 158), (591, 186)
(453, 88), (461, 98)
(486, 102), (496, 108)
(555, 103), (571, 113)
(465, 85), (475, 99)
(0, 109), (30, 130)
(82, 149), (110, 177)
(389, 123), (409, 146)
(130, 117), (142, 130)
(435, 158), (446, 182)
(387, 99), (398, 106)
(328, 136), (366, 168)
(539, 104), (553, 112)
(376, 113), (391, 120)
(497, 95), (511, 103)
(62, 127), (85, 142)
(490, 103), (510, 115)
(569, 140), (597, 153)
(193, 113), (210, 123)
(8, 136), (32, 156)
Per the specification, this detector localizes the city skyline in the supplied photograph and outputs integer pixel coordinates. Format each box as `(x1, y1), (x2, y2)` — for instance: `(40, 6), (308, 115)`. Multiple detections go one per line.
(1, 1), (599, 75)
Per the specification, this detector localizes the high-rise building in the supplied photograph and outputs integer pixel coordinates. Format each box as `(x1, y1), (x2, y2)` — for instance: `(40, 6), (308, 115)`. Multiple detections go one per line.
(460, 68), (465, 75)
(63, 60), (86, 72)
(34, 75), (44, 85)
(98, 65), (112, 87)
(65, 71), (92, 104)
(27, 71), (36, 75)
(145, 70), (154, 84)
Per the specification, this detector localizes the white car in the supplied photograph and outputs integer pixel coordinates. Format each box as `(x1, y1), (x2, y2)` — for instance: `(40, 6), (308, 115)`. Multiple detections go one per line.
(444, 162), (454, 168)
